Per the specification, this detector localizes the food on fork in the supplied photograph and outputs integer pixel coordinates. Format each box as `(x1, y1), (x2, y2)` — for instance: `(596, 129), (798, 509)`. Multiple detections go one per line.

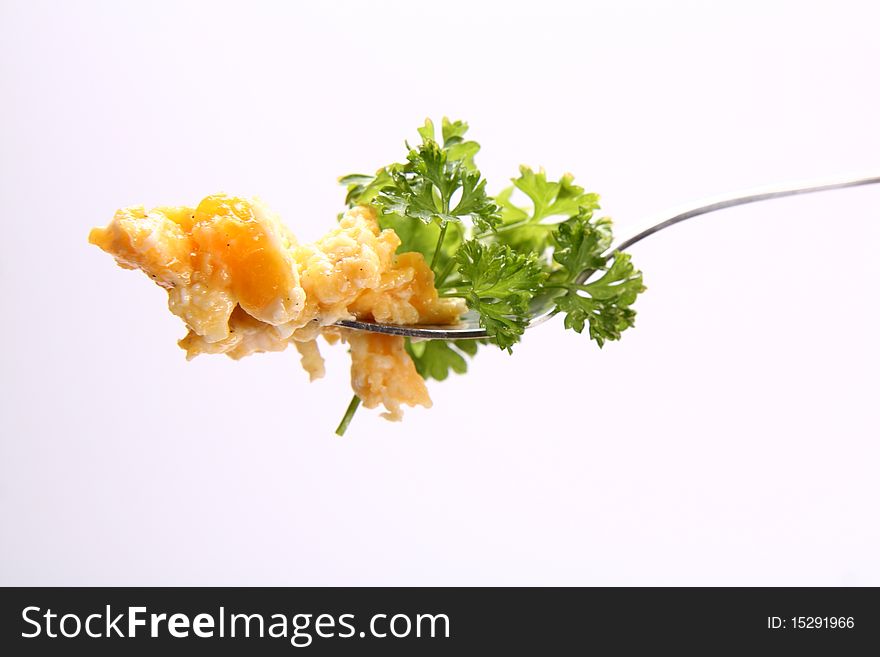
(90, 199), (460, 421)
(89, 118), (645, 433)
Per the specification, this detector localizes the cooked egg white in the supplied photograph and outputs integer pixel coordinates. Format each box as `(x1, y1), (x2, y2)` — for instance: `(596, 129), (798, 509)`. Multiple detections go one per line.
(89, 195), (466, 421)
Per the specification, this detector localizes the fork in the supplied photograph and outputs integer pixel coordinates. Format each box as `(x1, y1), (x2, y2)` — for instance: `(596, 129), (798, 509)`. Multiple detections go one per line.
(336, 173), (880, 340)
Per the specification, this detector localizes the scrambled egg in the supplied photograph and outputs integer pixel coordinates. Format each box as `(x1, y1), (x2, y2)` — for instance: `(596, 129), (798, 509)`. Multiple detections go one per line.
(89, 195), (466, 420)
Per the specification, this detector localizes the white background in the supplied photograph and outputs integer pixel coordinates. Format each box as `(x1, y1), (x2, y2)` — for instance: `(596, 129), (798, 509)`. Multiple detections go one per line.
(1, 0), (878, 585)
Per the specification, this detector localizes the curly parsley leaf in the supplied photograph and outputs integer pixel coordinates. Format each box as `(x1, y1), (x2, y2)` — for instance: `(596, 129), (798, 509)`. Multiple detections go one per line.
(341, 118), (499, 237)
(416, 117), (480, 162)
(494, 167), (601, 253)
(554, 252), (644, 346)
(452, 240), (546, 351)
(376, 139), (500, 233)
(550, 210), (614, 279)
(340, 168), (396, 207)
(548, 212), (645, 346)
(440, 118), (480, 168)
(416, 118), (436, 142)
(405, 338), (484, 382)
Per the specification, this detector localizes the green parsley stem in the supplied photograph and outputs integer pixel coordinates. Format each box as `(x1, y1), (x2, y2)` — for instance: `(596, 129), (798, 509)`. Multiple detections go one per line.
(335, 395), (361, 436)
(429, 221), (449, 271)
(434, 257), (457, 288)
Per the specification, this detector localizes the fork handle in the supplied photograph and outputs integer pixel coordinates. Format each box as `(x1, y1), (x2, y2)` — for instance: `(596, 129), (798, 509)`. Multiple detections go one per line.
(614, 173), (880, 253)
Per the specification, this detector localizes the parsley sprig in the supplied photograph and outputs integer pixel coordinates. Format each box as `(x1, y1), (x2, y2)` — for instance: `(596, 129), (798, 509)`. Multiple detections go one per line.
(345, 118), (499, 276)
(446, 241), (546, 351)
(337, 118), (645, 431)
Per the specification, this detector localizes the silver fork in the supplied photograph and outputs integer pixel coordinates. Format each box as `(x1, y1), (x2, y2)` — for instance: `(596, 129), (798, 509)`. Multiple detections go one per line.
(337, 173), (880, 340)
